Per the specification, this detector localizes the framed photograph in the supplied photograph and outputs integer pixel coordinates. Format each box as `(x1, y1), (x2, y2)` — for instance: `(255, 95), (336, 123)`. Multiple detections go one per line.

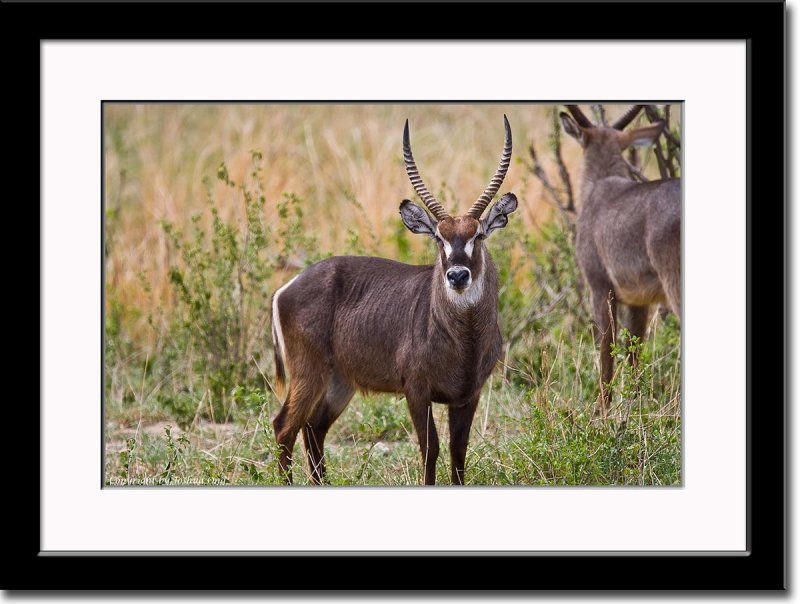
(25, 0), (785, 591)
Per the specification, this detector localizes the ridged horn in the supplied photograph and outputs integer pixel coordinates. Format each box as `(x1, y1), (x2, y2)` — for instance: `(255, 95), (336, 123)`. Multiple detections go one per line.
(612, 105), (644, 130)
(467, 115), (513, 219)
(565, 105), (594, 128)
(403, 120), (448, 221)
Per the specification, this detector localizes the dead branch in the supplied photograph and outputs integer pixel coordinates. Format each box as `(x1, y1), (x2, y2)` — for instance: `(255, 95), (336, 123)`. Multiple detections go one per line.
(527, 142), (566, 209)
(628, 146), (639, 170)
(624, 157), (649, 182)
(644, 105), (681, 149)
(652, 137), (670, 179)
(507, 289), (567, 350)
(662, 104), (681, 173)
(591, 104), (608, 127)
(527, 143), (576, 223)
(551, 110), (576, 213)
(640, 105), (668, 179)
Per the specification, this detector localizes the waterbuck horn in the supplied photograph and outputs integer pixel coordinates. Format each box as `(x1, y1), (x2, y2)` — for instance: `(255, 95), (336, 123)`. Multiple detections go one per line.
(565, 105), (594, 128)
(467, 114), (513, 219)
(612, 105), (644, 130)
(403, 120), (449, 221)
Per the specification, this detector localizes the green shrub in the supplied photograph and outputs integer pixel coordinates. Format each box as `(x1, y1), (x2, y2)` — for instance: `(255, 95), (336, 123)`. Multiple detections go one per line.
(154, 152), (320, 423)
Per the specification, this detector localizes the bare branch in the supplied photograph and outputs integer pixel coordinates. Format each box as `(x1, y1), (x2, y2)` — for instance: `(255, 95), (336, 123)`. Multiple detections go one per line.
(551, 109), (576, 213)
(507, 289), (567, 350)
(527, 142), (566, 209)
(624, 157), (650, 182)
(663, 105), (676, 177)
(662, 104), (680, 174)
(591, 104), (608, 127)
(652, 137), (669, 180)
(628, 146), (639, 170)
(644, 105), (681, 149)
(642, 105), (671, 179)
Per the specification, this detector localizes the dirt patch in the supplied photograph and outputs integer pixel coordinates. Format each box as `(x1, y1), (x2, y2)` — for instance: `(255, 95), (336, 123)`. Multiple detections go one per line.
(105, 419), (240, 453)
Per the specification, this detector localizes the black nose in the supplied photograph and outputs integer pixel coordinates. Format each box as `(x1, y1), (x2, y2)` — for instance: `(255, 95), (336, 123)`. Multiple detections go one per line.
(446, 268), (471, 289)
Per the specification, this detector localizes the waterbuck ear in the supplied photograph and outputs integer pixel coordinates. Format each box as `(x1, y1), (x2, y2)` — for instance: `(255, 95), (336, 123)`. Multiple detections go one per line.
(481, 193), (518, 237)
(559, 112), (586, 146)
(399, 199), (437, 238)
(622, 121), (665, 149)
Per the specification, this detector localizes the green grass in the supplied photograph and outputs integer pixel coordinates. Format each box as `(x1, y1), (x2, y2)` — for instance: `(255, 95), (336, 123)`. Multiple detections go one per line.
(104, 376), (680, 487)
(105, 306), (681, 486)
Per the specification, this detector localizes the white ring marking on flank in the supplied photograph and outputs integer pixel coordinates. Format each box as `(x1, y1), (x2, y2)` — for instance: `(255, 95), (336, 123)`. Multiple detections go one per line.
(272, 275), (299, 363)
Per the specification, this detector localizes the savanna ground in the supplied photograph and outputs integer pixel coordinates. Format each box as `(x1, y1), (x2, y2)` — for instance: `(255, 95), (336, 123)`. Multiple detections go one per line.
(104, 104), (682, 486)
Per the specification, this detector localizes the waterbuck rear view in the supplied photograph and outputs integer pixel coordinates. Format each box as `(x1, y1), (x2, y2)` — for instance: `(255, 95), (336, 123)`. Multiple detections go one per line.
(560, 105), (681, 416)
(271, 117), (517, 485)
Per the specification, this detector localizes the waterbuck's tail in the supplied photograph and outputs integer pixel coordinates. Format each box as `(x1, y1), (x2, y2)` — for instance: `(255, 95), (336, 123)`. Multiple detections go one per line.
(271, 276), (297, 401)
(272, 318), (286, 399)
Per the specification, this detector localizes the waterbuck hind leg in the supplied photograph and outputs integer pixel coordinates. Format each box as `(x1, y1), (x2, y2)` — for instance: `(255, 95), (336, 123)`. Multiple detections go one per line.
(405, 393), (440, 485)
(302, 375), (355, 485)
(623, 304), (653, 371)
(590, 286), (618, 417)
(663, 272), (681, 322)
(448, 396), (480, 485)
(272, 369), (329, 484)
(650, 229), (681, 322)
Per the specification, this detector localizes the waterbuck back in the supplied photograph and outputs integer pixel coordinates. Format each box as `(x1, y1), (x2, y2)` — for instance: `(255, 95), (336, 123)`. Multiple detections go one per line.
(271, 116), (518, 485)
(560, 105), (680, 416)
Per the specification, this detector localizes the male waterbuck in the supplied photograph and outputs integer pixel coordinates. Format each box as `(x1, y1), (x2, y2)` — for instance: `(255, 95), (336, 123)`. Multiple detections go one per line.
(559, 105), (680, 416)
(270, 116), (518, 485)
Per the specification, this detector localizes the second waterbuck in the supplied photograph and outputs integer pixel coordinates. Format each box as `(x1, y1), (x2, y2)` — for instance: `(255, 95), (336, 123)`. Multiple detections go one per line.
(271, 116), (518, 485)
(560, 105), (681, 416)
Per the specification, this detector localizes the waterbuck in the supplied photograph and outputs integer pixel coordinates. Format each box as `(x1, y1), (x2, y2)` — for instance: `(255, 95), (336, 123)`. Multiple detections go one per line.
(270, 116), (517, 485)
(559, 105), (680, 416)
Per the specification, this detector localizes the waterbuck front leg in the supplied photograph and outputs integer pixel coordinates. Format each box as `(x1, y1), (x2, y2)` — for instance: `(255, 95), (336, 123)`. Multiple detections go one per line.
(302, 374), (355, 485)
(448, 395), (480, 485)
(405, 392), (440, 485)
(590, 285), (618, 417)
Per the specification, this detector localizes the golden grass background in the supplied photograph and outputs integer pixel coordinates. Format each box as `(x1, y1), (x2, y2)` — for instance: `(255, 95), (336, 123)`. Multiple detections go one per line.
(105, 103), (678, 340)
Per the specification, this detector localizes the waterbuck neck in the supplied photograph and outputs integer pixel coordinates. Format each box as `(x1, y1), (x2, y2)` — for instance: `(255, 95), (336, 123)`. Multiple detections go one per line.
(579, 140), (630, 208)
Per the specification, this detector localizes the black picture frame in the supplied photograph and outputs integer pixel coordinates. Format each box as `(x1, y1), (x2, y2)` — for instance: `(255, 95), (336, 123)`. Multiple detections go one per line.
(19, 0), (785, 592)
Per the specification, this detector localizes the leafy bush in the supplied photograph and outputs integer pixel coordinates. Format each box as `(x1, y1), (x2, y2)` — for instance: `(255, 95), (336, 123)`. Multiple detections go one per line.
(153, 152), (321, 425)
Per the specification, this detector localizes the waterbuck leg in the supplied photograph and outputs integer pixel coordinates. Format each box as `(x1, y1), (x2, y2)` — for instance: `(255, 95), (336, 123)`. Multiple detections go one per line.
(302, 375), (355, 485)
(448, 395), (480, 485)
(663, 274), (681, 323)
(405, 394), (440, 485)
(591, 286), (618, 416)
(624, 304), (653, 371)
(650, 230), (681, 322)
(272, 371), (328, 484)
